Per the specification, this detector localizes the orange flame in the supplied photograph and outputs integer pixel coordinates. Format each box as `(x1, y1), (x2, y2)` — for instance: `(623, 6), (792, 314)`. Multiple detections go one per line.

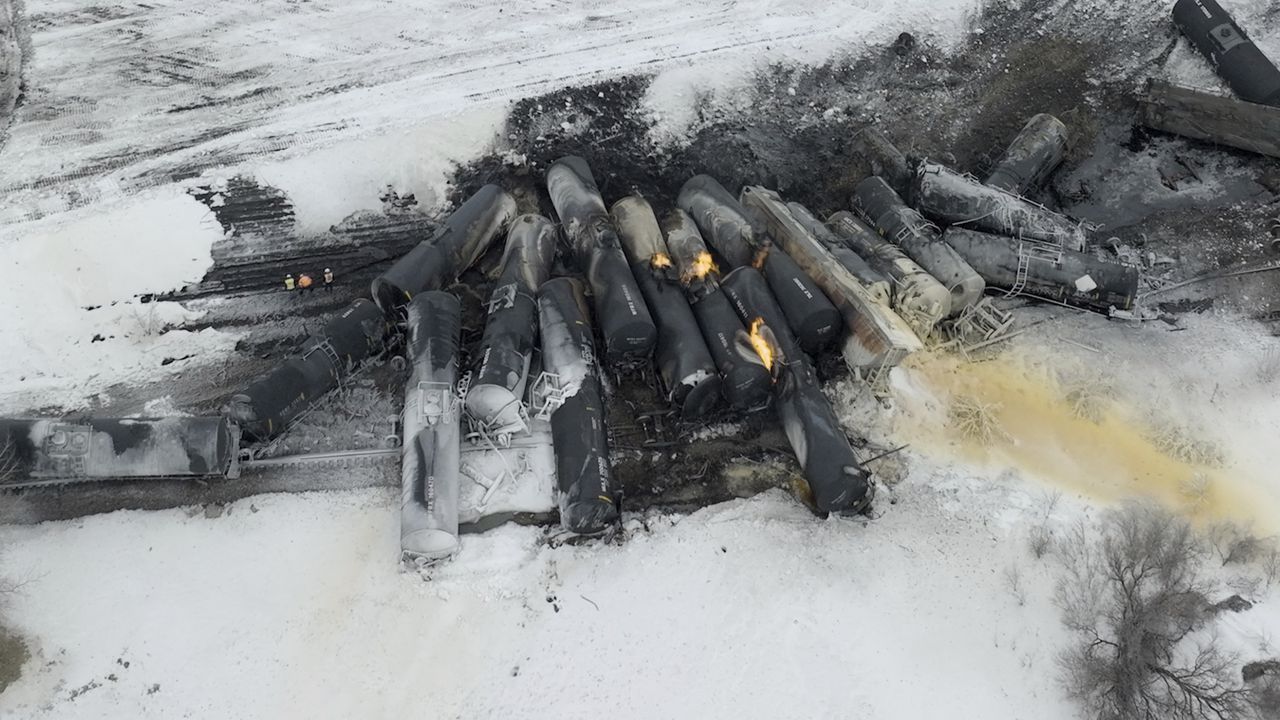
(651, 252), (673, 270)
(751, 247), (769, 270)
(683, 251), (718, 284)
(748, 317), (774, 371)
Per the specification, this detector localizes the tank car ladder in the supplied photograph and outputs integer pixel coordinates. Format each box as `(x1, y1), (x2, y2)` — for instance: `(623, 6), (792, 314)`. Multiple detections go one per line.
(1004, 241), (1063, 298)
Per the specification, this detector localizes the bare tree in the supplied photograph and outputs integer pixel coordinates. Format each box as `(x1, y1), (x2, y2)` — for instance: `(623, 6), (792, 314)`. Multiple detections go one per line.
(1055, 503), (1254, 720)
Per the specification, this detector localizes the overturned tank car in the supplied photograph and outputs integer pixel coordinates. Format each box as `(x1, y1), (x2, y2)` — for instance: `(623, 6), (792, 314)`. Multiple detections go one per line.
(739, 187), (922, 370)
(825, 210), (952, 337)
(985, 113), (1070, 195)
(852, 176), (985, 316)
(942, 227), (1140, 314)
(678, 174), (842, 356)
(465, 214), (558, 438)
(227, 298), (389, 442)
(0, 416), (239, 487)
(720, 266), (874, 515)
(371, 184), (517, 314)
(400, 291), (464, 563)
(546, 156), (657, 362)
(661, 209), (773, 411)
(538, 277), (619, 535)
(611, 196), (722, 418)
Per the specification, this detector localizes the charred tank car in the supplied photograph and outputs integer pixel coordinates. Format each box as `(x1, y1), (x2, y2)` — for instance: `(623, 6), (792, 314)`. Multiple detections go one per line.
(661, 209), (772, 411)
(465, 214), (558, 438)
(228, 298), (389, 441)
(719, 267), (873, 515)
(852, 176), (985, 316)
(825, 210), (952, 338)
(0, 416), (239, 486)
(538, 277), (618, 535)
(912, 163), (1088, 252)
(371, 184), (517, 315)
(1172, 0), (1280, 107)
(610, 196), (722, 419)
(985, 114), (1070, 195)
(942, 227), (1140, 313)
(400, 292), (464, 562)
(740, 187), (921, 371)
(677, 174), (842, 356)
(546, 156), (657, 362)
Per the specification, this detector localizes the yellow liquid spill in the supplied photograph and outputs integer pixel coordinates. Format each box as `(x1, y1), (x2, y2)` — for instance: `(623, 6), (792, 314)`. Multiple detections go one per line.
(893, 351), (1276, 531)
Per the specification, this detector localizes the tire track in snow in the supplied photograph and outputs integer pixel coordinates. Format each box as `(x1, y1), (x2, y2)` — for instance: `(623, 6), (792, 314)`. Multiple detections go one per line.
(0, 0), (837, 221)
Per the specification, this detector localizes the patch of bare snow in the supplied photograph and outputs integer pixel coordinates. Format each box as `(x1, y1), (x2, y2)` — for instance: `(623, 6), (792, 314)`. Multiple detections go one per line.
(0, 187), (237, 412)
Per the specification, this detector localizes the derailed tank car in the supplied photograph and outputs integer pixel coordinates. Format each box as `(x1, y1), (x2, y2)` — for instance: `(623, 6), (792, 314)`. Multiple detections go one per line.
(661, 209), (773, 411)
(678, 174), (842, 356)
(985, 114), (1070, 195)
(740, 187), (921, 371)
(371, 184), (517, 314)
(0, 416), (239, 486)
(466, 214), (558, 437)
(719, 267), (874, 516)
(546, 156), (657, 362)
(825, 210), (952, 337)
(912, 163), (1088, 252)
(227, 298), (389, 441)
(1172, 0), (1280, 107)
(400, 292), (464, 563)
(852, 176), (985, 315)
(942, 227), (1140, 313)
(611, 196), (722, 419)
(538, 277), (618, 535)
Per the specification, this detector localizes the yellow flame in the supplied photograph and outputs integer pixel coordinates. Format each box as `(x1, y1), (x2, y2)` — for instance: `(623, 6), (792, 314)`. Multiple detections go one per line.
(651, 252), (673, 270)
(748, 317), (774, 371)
(683, 251), (718, 283)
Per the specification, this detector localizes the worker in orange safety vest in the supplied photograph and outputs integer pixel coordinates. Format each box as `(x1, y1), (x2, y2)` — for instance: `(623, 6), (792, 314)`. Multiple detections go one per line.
(298, 273), (314, 294)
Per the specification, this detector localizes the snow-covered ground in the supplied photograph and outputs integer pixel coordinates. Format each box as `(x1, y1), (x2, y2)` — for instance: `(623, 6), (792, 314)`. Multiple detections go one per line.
(4, 0), (1280, 717)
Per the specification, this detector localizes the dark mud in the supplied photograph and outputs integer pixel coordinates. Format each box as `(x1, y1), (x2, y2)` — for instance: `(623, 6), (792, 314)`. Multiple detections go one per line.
(0, 622), (27, 694)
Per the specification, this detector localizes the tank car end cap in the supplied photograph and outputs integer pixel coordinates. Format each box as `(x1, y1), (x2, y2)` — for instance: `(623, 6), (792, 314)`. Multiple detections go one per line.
(562, 499), (619, 536)
(678, 375), (723, 421)
(401, 530), (460, 563)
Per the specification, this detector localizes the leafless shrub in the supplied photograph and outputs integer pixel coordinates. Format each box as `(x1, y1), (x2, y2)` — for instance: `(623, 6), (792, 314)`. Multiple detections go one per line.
(1180, 472), (1213, 510)
(1004, 565), (1027, 607)
(1028, 490), (1062, 560)
(130, 302), (161, 337)
(1150, 423), (1225, 468)
(950, 395), (1008, 445)
(1263, 547), (1280, 589)
(1063, 376), (1112, 424)
(1055, 503), (1254, 720)
(1207, 522), (1270, 567)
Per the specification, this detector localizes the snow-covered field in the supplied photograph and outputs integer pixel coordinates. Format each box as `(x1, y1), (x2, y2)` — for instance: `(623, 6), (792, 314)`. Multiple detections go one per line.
(4, 0), (1280, 718)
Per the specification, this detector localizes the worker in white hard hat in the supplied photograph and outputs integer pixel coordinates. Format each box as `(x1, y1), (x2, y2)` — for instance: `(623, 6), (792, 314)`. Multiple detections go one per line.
(283, 274), (295, 291)
(323, 267), (334, 291)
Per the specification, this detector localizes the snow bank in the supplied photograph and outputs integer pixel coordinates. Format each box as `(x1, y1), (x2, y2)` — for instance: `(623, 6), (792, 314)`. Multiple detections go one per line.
(0, 482), (1085, 720)
(0, 188), (237, 411)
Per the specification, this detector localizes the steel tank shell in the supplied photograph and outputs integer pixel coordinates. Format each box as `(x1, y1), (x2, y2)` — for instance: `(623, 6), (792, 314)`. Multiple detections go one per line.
(661, 209), (772, 410)
(228, 298), (388, 441)
(742, 188), (922, 371)
(610, 196), (722, 419)
(466, 214), (558, 436)
(826, 211), (951, 337)
(400, 292), (463, 561)
(1172, 0), (1280, 107)
(985, 113), (1070, 194)
(912, 163), (1088, 252)
(0, 416), (237, 485)
(852, 176), (985, 315)
(546, 156), (657, 361)
(677, 174), (841, 355)
(371, 184), (517, 314)
(942, 227), (1140, 313)
(538, 277), (618, 535)
(719, 267), (874, 515)
(785, 201), (892, 305)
